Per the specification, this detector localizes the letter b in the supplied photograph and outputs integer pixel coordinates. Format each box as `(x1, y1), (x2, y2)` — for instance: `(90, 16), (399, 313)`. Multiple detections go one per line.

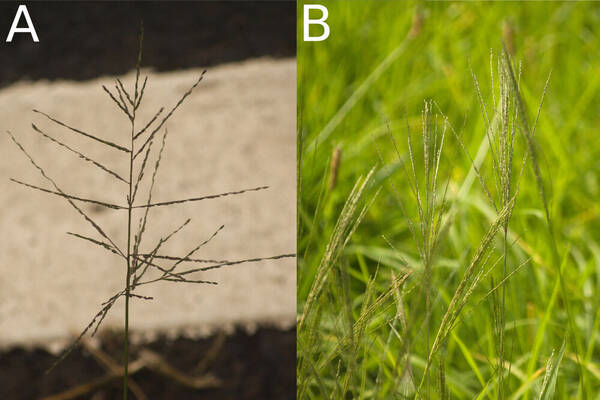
(303, 5), (329, 42)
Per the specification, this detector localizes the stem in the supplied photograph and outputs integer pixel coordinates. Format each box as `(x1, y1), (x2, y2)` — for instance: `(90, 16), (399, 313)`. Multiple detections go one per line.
(499, 225), (507, 398)
(425, 255), (430, 400)
(124, 110), (135, 400)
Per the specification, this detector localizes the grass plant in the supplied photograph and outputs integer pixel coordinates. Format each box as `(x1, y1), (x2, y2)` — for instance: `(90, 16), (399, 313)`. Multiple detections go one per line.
(297, 2), (599, 398)
(8, 27), (294, 398)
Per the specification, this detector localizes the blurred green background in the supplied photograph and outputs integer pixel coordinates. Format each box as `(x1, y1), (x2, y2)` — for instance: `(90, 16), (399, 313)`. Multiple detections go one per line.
(298, 1), (600, 398)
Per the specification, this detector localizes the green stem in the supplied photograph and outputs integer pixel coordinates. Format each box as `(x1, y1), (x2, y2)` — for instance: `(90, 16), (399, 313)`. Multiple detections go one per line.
(499, 225), (507, 398)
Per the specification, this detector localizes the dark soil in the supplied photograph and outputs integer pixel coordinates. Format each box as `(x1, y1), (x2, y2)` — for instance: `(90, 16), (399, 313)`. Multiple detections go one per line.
(0, 1), (295, 88)
(0, 326), (296, 400)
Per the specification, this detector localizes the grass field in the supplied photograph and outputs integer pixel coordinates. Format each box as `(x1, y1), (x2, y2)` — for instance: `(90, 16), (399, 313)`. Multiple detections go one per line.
(297, 2), (600, 398)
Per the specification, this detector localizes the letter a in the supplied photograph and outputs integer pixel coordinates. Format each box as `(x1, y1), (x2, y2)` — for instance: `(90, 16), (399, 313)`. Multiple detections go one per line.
(6, 5), (39, 42)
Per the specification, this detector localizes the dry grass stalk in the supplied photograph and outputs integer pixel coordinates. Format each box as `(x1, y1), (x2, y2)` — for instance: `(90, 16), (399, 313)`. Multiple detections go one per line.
(8, 26), (294, 398)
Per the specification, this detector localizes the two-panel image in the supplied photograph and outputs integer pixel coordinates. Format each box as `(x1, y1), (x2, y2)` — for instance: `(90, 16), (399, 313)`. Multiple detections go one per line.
(0, 1), (597, 399)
